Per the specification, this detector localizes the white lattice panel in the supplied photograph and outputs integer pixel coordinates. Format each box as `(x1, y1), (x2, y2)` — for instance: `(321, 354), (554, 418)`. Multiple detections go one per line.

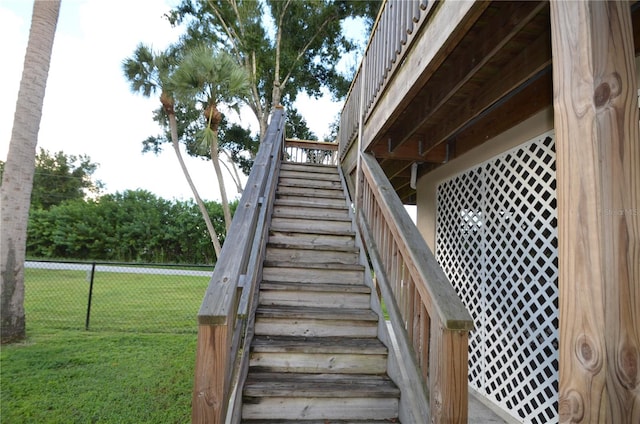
(436, 133), (558, 423)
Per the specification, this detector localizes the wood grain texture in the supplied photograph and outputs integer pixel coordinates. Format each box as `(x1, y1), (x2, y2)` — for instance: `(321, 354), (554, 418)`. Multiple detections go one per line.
(192, 325), (230, 424)
(360, 153), (473, 330)
(550, 1), (640, 422)
(428, 323), (469, 424)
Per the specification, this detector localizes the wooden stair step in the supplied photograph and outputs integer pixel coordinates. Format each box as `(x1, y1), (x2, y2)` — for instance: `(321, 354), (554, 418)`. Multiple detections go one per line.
(280, 163), (338, 173)
(271, 215), (352, 223)
(270, 217), (353, 234)
(279, 169), (341, 182)
(272, 205), (350, 221)
(273, 195), (349, 212)
(244, 372), (399, 397)
(259, 281), (370, 309)
(249, 336), (388, 374)
(275, 193), (347, 208)
(267, 240), (358, 253)
(276, 184), (344, 196)
(262, 264), (364, 285)
(278, 177), (342, 190)
(242, 373), (399, 421)
(266, 246), (359, 265)
(251, 335), (387, 355)
(260, 281), (369, 293)
(256, 305), (378, 321)
(254, 306), (378, 337)
(263, 260), (363, 269)
(269, 231), (356, 250)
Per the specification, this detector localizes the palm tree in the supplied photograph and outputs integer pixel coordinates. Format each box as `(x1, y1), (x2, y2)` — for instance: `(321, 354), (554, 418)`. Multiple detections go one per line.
(171, 46), (251, 231)
(1, 0), (61, 343)
(122, 43), (222, 257)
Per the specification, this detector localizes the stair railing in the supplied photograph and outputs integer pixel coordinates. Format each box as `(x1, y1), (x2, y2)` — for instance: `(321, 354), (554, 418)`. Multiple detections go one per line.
(355, 152), (474, 423)
(192, 107), (285, 424)
(339, 0), (434, 158)
(283, 138), (338, 165)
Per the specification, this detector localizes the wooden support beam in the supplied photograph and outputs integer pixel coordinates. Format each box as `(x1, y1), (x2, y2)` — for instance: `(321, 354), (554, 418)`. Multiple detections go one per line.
(370, 137), (448, 162)
(362, 1), (488, 152)
(421, 24), (552, 154)
(550, 2), (640, 422)
(386, 1), (547, 154)
(450, 69), (553, 160)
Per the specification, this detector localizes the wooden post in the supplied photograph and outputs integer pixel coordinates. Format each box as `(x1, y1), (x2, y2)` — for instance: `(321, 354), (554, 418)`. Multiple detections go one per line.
(428, 322), (469, 424)
(550, 1), (640, 422)
(192, 324), (231, 424)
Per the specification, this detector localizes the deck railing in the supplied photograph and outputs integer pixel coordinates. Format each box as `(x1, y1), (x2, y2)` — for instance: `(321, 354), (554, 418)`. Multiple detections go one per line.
(284, 138), (338, 165)
(339, 0), (434, 158)
(192, 107), (285, 424)
(356, 153), (473, 423)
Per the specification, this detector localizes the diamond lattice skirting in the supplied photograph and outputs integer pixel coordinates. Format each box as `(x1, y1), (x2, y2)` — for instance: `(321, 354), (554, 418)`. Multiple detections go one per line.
(436, 133), (558, 423)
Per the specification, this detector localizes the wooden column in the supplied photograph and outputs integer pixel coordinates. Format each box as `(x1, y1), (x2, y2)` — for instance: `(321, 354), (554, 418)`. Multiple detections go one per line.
(550, 1), (640, 422)
(192, 324), (231, 424)
(428, 324), (469, 424)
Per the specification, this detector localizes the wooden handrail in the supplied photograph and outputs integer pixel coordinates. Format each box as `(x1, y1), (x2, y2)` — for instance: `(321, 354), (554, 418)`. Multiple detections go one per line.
(192, 107), (285, 424)
(357, 152), (473, 423)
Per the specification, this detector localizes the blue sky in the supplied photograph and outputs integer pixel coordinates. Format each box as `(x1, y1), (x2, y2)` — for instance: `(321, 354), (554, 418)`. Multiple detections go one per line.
(0, 0), (344, 202)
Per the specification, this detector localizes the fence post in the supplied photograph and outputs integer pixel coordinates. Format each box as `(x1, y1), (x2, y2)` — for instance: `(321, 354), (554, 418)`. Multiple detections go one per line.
(85, 262), (96, 330)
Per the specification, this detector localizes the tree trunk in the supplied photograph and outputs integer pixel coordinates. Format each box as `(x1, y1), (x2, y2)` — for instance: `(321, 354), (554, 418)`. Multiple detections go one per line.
(210, 139), (232, 232)
(205, 103), (232, 231)
(168, 113), (222, 258)
(1, 0), (61, 344)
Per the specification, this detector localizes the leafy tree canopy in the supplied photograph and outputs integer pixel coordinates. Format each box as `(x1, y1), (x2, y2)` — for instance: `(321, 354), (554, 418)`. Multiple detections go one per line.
(27, 189), (234, 264)
(1, 149), (103, 210)
(166, 0), (378, 138)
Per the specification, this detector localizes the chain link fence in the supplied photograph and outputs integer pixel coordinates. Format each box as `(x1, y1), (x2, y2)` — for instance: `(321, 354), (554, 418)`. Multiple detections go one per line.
(24, 260), (212, 334)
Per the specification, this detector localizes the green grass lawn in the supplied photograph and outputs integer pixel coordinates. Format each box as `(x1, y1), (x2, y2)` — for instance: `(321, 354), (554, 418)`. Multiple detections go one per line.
(1, 267), (209, 423)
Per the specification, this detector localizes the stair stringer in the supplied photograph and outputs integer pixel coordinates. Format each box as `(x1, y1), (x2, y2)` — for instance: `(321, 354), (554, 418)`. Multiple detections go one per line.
(337, 165), (431, 424)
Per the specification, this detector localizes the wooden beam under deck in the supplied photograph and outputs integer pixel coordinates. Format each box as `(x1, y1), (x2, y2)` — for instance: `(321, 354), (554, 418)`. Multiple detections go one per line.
(382, 1), (548, 157)
(383, 57), (554, 203)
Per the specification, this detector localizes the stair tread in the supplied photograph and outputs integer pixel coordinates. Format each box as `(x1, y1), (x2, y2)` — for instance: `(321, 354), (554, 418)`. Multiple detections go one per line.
(272, 213), (352, 223)
(277, 181), (343, 188)
(269, 228), (355, 238)
(272, 212), (351, 223)
(270, 229), (355, 237)
(275, 197), (348, 207)
(281, 162), (338, 171)
(260, 281), (369, 293)
(263, 261), (363, 270)
(243, 372), (400, 398)
(279, 171), (341, 182)
(255, 305), (379, 321)
(251, 335), (387, 354)
(267, 241), (358, 252)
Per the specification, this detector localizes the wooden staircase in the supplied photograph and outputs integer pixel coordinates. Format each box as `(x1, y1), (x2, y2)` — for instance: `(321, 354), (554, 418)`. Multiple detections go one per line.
(241, 162), (401, 423)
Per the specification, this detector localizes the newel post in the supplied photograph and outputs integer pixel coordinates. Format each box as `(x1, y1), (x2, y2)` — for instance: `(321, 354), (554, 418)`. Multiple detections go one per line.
(192, 322), (232, 424)
(550, 1), (640, 422)
(428, 322), (469, 424)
